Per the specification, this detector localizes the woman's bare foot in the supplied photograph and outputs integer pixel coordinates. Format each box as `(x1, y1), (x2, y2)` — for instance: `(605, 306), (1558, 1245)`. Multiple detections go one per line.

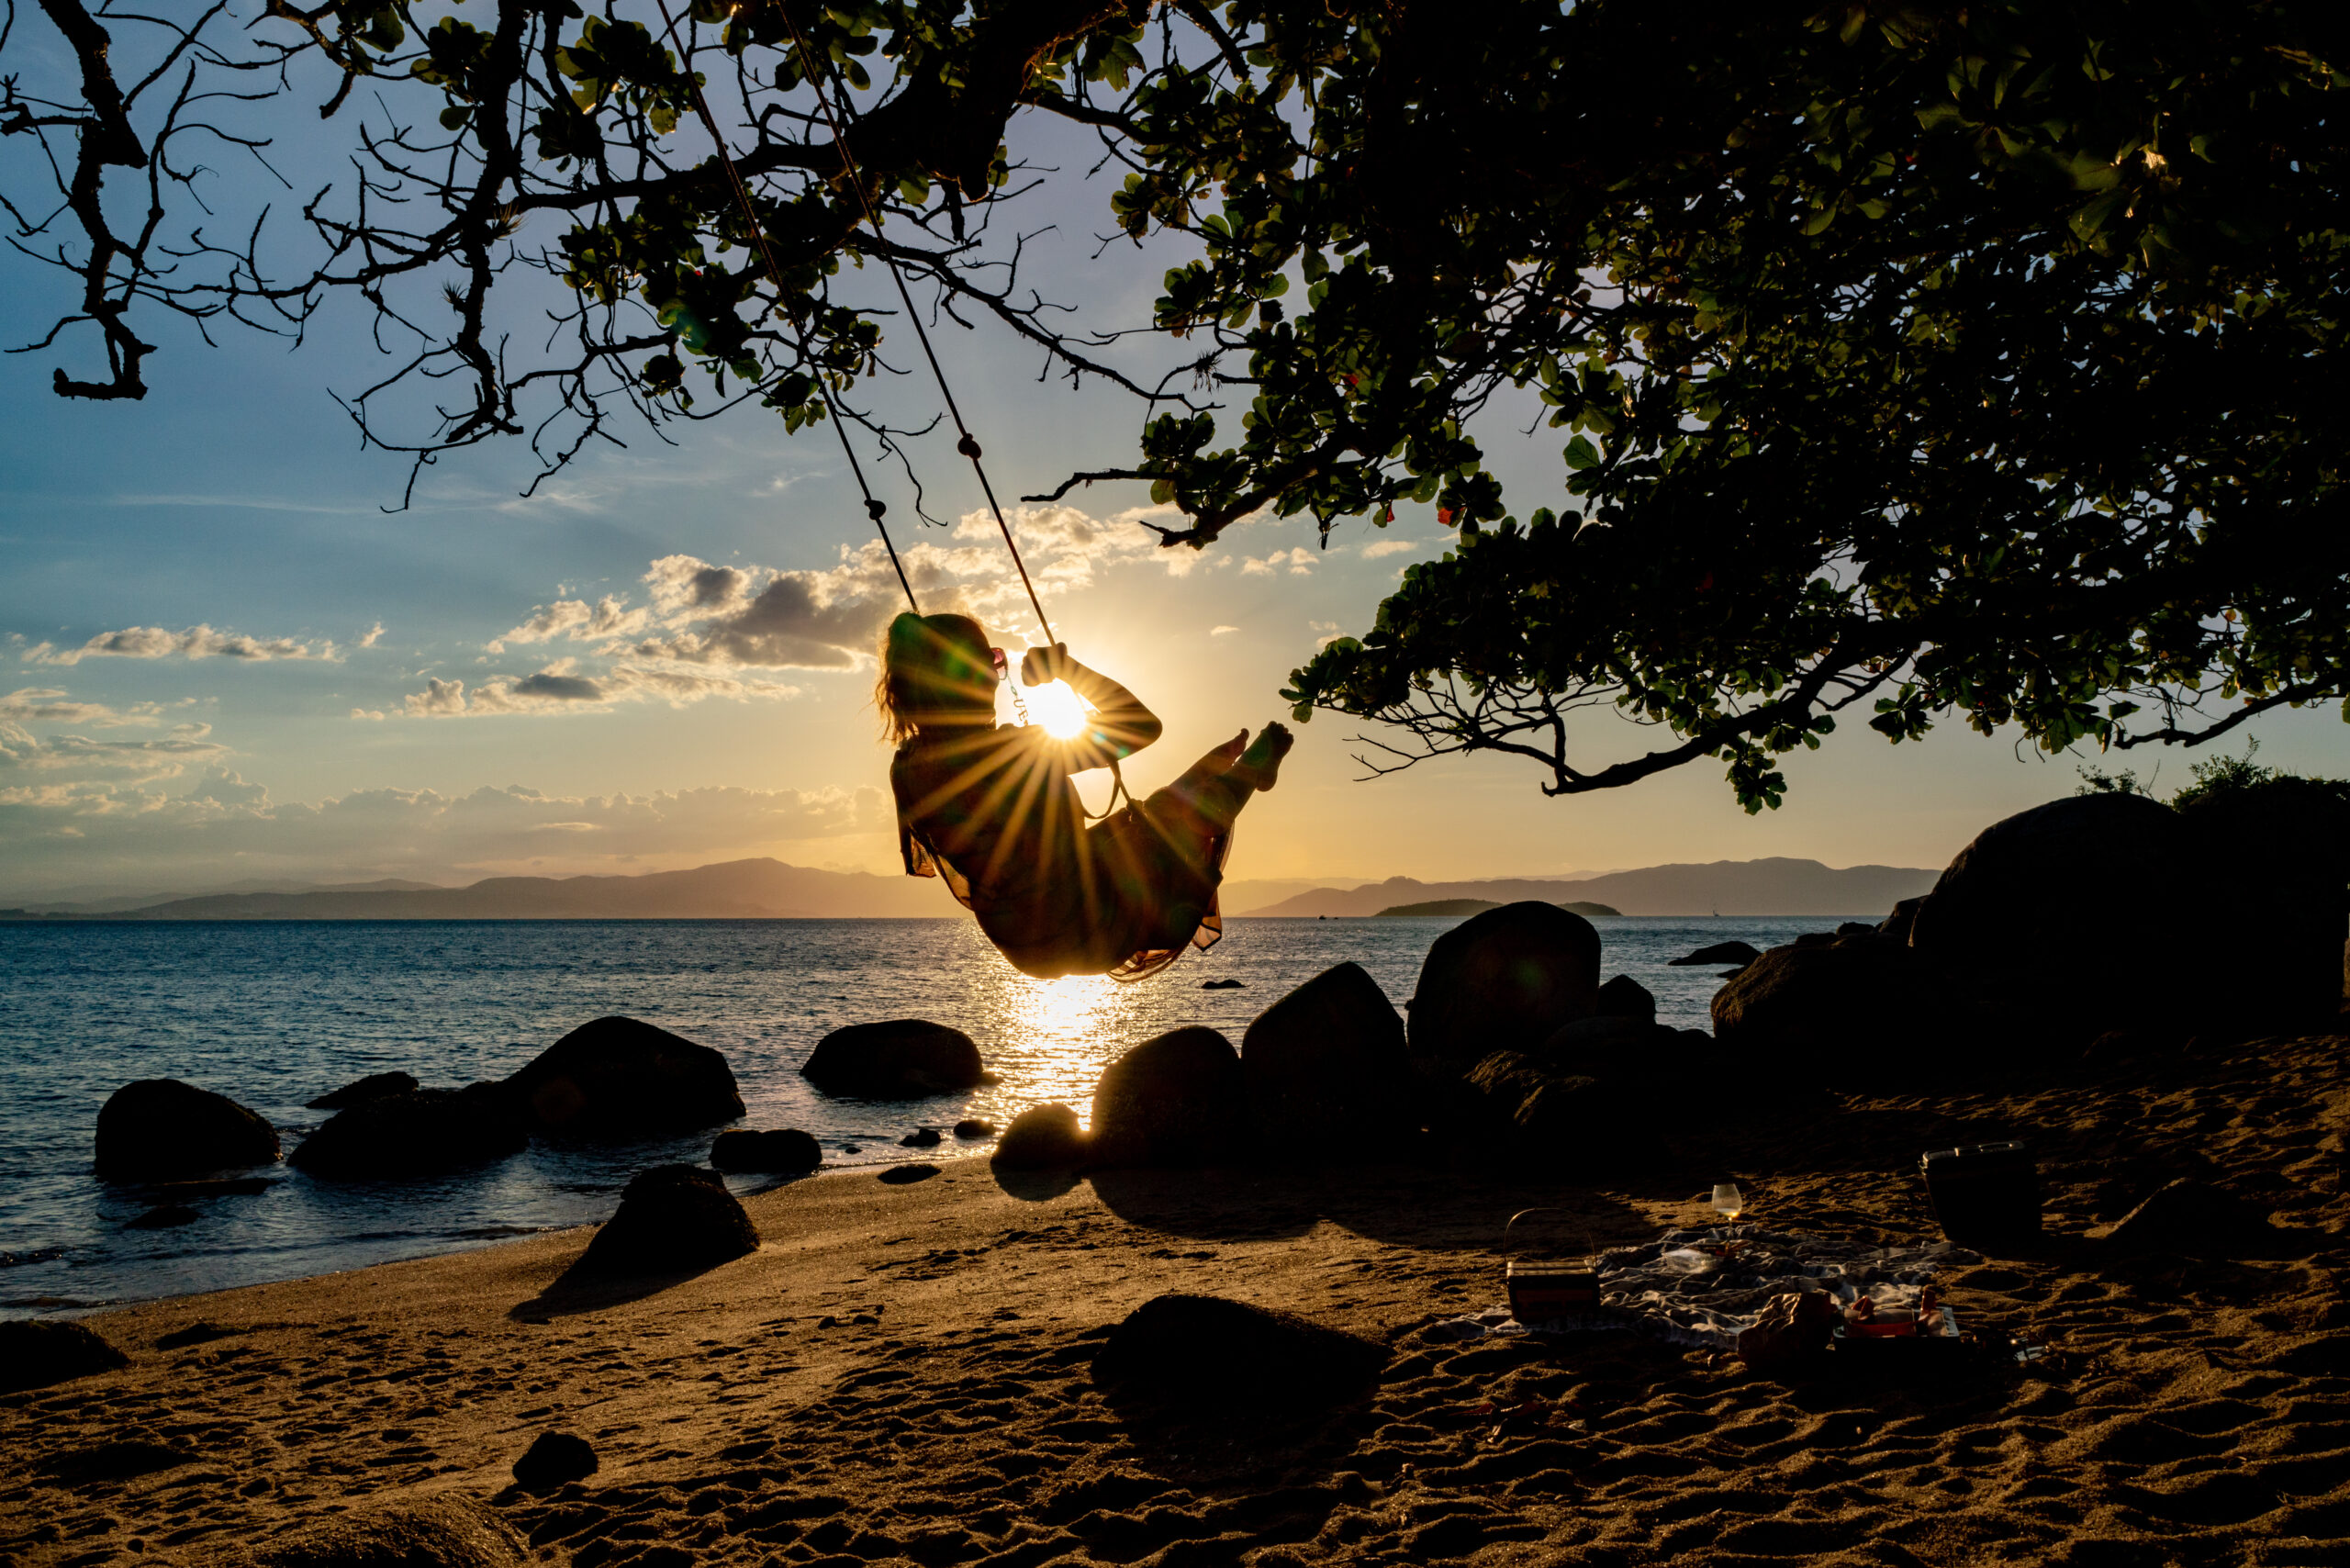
(1212, 728), (1249, 766)
(1233, 721), (1293, 791)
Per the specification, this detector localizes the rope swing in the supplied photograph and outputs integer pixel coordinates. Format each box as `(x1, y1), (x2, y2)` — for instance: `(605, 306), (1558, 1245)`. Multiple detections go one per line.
(650, 0), (1058, 648)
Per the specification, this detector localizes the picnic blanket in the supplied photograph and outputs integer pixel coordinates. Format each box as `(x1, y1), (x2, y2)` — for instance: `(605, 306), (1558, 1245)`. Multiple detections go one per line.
(1427, 1225), (1979, 1351)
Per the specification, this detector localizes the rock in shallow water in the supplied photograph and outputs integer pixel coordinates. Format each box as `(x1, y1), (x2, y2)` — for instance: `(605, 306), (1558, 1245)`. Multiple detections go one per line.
(126, 1204), (200, 1229)
(901, 1126), (943, 1148)
(800, 1019), (990, 1097)
(95, 1079), (280, 1182)
(504, 1016), (744, 1138)
(305, 1070), (420, 1110)
(289, 1086), (527, 1181)
(954, 1118), (995, 1139)
(710, 1127), (822, 1173)
(576, 1165), (759, 1276)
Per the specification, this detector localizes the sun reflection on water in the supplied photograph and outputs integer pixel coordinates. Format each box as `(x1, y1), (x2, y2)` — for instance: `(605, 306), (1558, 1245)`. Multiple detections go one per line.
(991, 969), (1137, 1128)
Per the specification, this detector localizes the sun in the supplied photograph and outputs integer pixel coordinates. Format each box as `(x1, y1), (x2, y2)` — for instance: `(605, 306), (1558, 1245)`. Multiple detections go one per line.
(1025, 678), (1091, 740)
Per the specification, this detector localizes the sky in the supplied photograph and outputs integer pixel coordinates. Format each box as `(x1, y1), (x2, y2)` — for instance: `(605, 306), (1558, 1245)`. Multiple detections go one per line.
(6, 15), (2349, 902)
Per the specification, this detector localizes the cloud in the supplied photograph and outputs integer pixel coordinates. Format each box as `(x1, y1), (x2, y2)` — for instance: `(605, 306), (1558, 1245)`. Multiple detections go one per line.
(351, 708), (387, 722)
(26, 624), (336, 666)
(0, 772), (894, 895)
(0, 686), (195, 729)
(1242, 547), (1317, 577)
(402, 661), (800, 717)
(0, 720), (229, 778)
(359, 622), (387, 648)
(1210, 625), (1239, 636)
(487, 595), (649, 654)
(1360, 539), (1419, 559)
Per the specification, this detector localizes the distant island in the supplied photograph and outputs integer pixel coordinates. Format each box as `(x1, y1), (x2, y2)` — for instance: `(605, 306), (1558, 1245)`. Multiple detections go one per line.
(1375, 898), (1621, 918)
(1, 854), (1939, 921)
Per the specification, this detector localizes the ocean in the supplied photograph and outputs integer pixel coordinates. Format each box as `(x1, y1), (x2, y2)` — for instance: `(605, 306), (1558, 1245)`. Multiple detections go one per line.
(0, 914), (1863, 1316)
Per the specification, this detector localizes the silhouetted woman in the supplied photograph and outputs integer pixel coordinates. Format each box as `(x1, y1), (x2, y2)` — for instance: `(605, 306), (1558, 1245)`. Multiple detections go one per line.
(879, 611), (1290, 980)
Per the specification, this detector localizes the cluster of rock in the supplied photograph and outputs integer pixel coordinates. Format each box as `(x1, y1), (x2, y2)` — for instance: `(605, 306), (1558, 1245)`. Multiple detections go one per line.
(94, 1014), (749, 1185)
(1711, 790), (2350, 1066)
(990, 902), (1702, 1171)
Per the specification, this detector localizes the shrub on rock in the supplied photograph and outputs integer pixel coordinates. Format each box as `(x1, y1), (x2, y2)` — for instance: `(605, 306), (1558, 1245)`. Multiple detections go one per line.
(305, 1071), (419, 1110)
(0, 1318), (129, 1393)
(504, 1016), (744, 1138)
(1406, 902), (1601, 1061)
(1908, 793), (2190, 1039)
(1093, 1294), (1387, 1406)
(95, 1079), (280, 1182)
(1240, 961), (1410, 1150)
(710, 1128), (822, 1173)
(289, 1085), (526, 1181)
(253, 1497), (530, 1568)
(800, 1019), (989, 1098)
(1090, 1027), (1248, 1168)
(576, 1165), (760, 1276)
(991, 1103), (1089, 1169)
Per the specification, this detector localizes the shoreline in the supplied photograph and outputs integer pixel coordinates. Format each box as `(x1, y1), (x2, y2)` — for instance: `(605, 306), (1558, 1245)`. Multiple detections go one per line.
(6, 1034), (2344, 1567)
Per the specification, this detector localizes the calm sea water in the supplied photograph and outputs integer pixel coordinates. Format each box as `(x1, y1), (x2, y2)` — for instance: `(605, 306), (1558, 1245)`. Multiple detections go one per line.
(0, 914), (1860, 1316)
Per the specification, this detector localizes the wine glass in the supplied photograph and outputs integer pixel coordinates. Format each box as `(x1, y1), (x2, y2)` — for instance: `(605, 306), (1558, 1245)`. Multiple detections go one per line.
(1711, 1182), (1744, 1224)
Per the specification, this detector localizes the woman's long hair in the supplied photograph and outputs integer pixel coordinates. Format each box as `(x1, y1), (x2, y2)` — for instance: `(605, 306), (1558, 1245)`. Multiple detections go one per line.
(874, 610), (993, 743)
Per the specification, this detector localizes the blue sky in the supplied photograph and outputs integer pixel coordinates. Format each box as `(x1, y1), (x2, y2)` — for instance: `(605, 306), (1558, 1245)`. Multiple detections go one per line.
(5, 20), (2347, 902)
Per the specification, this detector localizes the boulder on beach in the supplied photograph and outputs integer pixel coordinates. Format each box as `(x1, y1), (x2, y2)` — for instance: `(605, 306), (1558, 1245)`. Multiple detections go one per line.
(991, 1103), (1090, 1169)
(1668, 940), (1763, 969)
(1093, 1294), (1387, 1406)
(511, 1430), (599, 1491)
(288, 1085), (527, 1181)
(1595, 974), (1656, 1023)
(1406, 901), (1602, 1061)
(1090, 1027), (1248, 1168)
(1240, 961), (1411, 1150)
(800, 1019), (989, 1098)
(576, 1164), (760, 1276)
(2174, 777), (2350, 1031)
(1877, 897), (1926, 944)
(95, 1079), (280, 1182)
(710, 1127), (822, 1174)
(1535, 1014), (1657, 1070)
(0, 1318), (129, 1394)
(1908, 793), (2190, 1038)
(305, 1070), (420, 1111)
(1710, 934), (1943, 1059)
(504, 1016), (744, 1138)
(252, 1497), (530, 1568)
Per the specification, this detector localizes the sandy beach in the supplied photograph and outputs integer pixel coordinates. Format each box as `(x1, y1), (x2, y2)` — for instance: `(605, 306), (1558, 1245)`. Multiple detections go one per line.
(5, 1031), (2345, 1568)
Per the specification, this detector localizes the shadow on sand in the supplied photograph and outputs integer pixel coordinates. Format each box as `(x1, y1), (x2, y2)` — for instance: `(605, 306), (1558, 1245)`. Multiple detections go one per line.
(509, 1250), (751, 1322)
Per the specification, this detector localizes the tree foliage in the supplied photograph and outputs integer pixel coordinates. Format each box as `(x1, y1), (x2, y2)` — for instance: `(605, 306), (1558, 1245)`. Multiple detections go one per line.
(4, 1), (2346, 806)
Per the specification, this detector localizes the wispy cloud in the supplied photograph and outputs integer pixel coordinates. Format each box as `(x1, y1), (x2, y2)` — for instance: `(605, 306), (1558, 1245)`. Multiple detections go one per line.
(1360, 538), (1419, 560)
(403, 660), (800, 718)
(24, 625), (337, 666)
(1210, 624), (1239, 636)
(1243, 547), (1317, 577)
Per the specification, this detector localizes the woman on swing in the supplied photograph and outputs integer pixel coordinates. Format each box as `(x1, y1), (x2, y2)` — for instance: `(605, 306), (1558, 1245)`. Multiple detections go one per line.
(880, 611), (1292, 980)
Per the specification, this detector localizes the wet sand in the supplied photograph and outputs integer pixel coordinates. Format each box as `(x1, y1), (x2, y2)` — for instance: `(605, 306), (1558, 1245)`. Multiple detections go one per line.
(4, 1033), (2344, 1567)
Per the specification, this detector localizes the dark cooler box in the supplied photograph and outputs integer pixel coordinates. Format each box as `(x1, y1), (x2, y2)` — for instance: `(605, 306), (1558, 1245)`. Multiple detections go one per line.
(1919, 1141), (2042, 1251)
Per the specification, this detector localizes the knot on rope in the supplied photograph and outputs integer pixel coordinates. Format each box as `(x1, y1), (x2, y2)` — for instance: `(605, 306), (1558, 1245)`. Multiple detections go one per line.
(957, 433), (983, 460)
(866, 498), (888, 521)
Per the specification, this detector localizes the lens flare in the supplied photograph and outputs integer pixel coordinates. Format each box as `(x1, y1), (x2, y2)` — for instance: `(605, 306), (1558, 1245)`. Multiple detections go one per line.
(1025, 678), (1091, 739)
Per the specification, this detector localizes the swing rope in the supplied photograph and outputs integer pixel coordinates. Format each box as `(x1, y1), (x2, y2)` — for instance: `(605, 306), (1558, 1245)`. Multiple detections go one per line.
(649, 2), (1130, 812)
(769, 7), (1062, 652)
(650, 0), (920, 613)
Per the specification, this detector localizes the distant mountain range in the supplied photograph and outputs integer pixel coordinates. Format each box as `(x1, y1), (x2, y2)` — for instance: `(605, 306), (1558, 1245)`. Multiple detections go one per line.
(1235, 858), (1937, 918)
(0, 854), (1939, 922)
